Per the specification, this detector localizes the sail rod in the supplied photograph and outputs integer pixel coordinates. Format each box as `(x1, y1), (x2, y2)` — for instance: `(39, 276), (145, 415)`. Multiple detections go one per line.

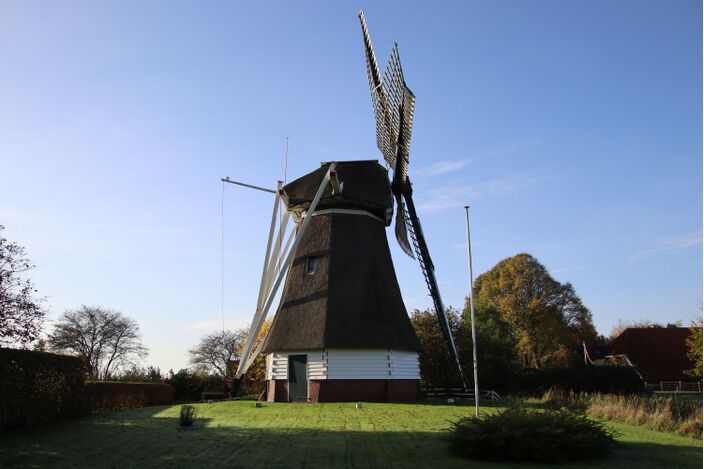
(236, 164), (336, 378)
(221, 177), (276, 194)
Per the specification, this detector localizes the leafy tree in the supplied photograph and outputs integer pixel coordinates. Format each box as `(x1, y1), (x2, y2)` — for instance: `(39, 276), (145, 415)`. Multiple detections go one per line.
(459, 301), (518, 389)
(118, 365), (164, 382)
(48, 305), (148, 379)
(472, 253), (597, 369)
(686, 318), (703, 378)
(0, 225), (45, 346)
(189, 329), (245, 379)
(410, 307), (463, 388)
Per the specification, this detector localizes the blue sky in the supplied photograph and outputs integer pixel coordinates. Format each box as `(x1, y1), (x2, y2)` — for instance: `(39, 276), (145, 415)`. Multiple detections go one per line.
(1, 1), (701, 372)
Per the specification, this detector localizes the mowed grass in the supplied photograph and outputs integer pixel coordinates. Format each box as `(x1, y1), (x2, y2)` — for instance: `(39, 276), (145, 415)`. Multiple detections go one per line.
(0, 400), (700, 468)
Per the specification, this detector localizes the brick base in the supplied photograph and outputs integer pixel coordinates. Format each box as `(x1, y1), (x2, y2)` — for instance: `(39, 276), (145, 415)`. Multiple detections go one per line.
(313, 379), (419, 402)
(266, 379), (420, 403)
(265, 379), (288, 402)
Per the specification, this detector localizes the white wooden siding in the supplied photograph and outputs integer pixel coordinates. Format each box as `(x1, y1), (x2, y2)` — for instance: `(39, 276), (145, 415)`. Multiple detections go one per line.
(265, 349), (419, 380)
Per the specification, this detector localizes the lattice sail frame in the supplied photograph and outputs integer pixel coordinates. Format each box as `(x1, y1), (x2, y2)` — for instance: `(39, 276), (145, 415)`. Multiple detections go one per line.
(360, 11), (415, 185)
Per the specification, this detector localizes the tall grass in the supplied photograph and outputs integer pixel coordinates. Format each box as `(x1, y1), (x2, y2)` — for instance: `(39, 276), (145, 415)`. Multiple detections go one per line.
(586, 394), (702, 439)
(527, 389), (702, 439)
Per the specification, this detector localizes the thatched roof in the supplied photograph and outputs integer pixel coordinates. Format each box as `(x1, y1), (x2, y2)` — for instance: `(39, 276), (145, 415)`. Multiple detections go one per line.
(263, 161), (419, 352)
(282, 160), (392, 224)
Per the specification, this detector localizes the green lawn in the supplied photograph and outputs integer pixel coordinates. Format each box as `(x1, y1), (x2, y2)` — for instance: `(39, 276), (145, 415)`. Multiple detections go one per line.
(0, 400), (700, 468)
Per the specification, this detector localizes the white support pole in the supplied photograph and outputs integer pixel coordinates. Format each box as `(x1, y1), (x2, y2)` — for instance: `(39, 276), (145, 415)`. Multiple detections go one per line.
(260, 222), (295, 307)
(236, 187), (283, 378)
(263, 211), (291, 291)
(464, 205), (480, 417)
(236, 164), (336, 378)
(256, 183), (283, 310)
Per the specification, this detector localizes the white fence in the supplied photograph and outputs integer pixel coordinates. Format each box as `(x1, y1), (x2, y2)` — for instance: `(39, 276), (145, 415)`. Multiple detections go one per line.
(423, 388), (502, 401)
(645, 381), (702, 393)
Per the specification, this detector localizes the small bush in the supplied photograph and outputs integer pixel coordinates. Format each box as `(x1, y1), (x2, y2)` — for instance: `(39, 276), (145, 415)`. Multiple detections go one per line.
(180, 404), (198, 427)
(448, 408), (617, 463)
(84, 382), (174, 413)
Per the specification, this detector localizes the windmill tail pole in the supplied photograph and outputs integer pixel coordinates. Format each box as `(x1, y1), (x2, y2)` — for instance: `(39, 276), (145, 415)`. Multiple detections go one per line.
(465, 205), (480, 417)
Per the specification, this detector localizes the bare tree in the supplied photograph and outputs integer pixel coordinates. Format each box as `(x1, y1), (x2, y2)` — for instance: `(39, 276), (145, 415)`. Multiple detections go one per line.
(189, 330), (245, 379)
(0, 225), (45, 346)
(609, 319), (664, 340)
(48, 306), (148, 379)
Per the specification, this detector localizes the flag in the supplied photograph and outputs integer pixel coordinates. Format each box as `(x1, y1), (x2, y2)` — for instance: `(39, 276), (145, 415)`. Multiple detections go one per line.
(582, 341), (594, 365)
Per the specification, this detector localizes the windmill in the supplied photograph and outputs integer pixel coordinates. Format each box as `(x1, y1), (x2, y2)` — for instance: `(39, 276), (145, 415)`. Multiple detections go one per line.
(231, 11), (466, 402)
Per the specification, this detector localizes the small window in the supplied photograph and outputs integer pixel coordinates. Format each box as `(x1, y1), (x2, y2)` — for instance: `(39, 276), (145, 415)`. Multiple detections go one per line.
(305, 256), (317, 276)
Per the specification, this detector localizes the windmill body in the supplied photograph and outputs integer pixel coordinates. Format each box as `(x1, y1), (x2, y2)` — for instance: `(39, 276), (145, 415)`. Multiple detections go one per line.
(233, 11), (467, 402)
(262, 161), (421, 402)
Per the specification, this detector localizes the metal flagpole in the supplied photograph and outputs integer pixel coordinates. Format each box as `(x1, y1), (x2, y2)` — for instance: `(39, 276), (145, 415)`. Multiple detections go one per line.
(464, 205), (480, 416)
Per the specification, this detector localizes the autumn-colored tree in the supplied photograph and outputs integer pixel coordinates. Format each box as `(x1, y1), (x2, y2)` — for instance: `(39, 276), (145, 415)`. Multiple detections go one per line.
(686, 318), (703, 378)
(236, 319), (272, 394)
(472, 253), (597, 369)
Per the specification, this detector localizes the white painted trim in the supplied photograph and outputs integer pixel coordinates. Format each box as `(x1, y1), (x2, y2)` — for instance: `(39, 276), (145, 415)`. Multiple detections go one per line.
(310, 208), (385, 224)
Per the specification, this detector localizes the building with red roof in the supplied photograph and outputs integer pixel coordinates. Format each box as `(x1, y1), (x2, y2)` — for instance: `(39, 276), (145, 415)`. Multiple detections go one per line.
(608, 327), (699, 384)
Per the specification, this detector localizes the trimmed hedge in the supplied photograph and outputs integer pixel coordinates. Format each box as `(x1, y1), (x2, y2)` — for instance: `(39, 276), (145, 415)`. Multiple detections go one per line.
(0, 348), (87, 430)
(510, 365), (644, 395)
(1, 348), (175, 431)
(85, 381), (174, 413)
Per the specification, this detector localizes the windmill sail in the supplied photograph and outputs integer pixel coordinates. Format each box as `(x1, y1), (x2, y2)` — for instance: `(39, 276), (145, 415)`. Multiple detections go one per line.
(392, 87), (415, 258)
(359, 10), (468, 392)
(360, 11), (415, 257)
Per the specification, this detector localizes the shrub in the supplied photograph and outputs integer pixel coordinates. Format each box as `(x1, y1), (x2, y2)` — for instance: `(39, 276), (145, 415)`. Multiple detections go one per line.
(84, 382), (174, 413)
(0, 348), (87, 431)
(167, 369), (228, 402)
(180, 404), (198, 427)
(448, 408), (617, 463)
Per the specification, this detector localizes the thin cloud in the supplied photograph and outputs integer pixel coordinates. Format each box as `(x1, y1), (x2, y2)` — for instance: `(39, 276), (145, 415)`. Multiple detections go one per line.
(418, 139), (543, 177)
(181, 317), (252, 332)
(551, 266), (585, 274)
(417, 170), (553, 213)
(628, 230), (702, 260)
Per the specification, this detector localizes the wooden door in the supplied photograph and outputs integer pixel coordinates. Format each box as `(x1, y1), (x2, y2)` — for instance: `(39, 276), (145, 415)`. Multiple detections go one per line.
(288, 354), (308, 402)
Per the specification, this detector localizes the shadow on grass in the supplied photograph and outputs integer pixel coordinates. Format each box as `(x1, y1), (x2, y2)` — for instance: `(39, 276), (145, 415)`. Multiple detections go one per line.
(0, 406), (700, 469)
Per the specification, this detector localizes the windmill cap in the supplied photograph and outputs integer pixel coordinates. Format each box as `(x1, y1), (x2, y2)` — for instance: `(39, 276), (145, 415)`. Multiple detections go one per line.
(282, 160), (393, 223)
